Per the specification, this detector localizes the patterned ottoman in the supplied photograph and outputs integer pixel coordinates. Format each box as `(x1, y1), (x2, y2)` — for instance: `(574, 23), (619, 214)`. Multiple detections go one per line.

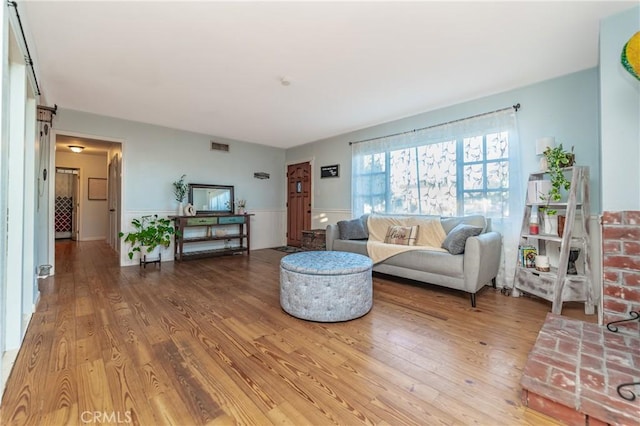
(280, 251), (373, 322)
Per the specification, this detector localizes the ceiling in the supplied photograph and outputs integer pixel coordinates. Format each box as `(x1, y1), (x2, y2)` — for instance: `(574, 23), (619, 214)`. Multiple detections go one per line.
(22, 1), (636, 149)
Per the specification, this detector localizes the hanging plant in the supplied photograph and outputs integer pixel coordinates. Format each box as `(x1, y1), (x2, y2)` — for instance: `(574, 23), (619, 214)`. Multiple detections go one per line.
(540, 144), (574, 215)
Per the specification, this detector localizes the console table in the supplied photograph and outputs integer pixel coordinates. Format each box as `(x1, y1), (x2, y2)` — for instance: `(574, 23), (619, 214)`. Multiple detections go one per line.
(170, 214), (253, 261)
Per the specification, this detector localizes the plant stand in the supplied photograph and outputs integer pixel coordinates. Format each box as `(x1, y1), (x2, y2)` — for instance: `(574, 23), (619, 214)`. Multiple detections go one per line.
(140, 252), (161, 269)
(513, 166), (594, 315)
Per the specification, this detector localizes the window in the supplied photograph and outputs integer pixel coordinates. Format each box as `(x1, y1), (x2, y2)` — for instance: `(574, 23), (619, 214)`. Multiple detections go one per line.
(351, 108), (522, 289)
(352, 110), (517, 219)
(354, 131), (510, 217)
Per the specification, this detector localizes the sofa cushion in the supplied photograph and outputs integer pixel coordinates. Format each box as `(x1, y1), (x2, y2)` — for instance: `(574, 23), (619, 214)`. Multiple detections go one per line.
(360, 214), (370, 235)
(383, 249), (464, 279)
(406, 216), (447, 247)
(441, 223), (483, 254)
(337, 218), (368, 240)
(441, 215), (487, 234)
(333, 239), (368, 256)
(384, 225), (418, 246)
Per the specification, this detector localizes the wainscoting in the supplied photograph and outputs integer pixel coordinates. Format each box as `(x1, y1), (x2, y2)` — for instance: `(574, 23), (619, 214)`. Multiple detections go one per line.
(120, 209), (287, 266)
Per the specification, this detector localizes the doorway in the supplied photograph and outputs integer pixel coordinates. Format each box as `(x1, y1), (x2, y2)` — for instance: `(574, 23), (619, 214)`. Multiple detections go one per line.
(50, 133), (122, 263)
(55, 168), (79, 240)
(286, 162), (311, 247)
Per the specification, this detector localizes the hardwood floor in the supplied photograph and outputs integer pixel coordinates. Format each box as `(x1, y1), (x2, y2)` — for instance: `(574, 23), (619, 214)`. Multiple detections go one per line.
(0, 240), (595, 425)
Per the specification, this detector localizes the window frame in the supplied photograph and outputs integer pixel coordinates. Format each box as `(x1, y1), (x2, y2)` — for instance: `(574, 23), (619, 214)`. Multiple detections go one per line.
(354, 131), (511, 217)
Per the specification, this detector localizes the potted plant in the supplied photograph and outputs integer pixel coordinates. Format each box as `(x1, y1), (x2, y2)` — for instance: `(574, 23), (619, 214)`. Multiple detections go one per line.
(173, 174), (188, 215)
(226, 198), (247, 214)
(119, 214), (176, 260)
(540, 144), (575, 235)
(236, 199), (247, 214)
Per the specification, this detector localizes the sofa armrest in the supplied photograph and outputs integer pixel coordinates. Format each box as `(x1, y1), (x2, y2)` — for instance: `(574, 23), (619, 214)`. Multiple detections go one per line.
(325, 224), (340, 251)
(463, 231), (502, 292)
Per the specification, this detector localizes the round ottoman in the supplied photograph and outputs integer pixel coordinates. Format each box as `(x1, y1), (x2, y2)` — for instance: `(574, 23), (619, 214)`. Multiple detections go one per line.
(280, 251), (373, 322)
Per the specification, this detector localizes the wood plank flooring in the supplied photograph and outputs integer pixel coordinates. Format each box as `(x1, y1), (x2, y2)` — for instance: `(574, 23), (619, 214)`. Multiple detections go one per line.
(0, 240), (595, 425)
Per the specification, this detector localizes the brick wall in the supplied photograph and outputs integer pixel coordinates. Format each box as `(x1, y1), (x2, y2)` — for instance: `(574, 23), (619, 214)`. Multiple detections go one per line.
(601, 211), (640, 335)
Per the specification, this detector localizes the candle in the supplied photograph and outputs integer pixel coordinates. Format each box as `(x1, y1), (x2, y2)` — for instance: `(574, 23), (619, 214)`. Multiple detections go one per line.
(535, 255), (550, 272)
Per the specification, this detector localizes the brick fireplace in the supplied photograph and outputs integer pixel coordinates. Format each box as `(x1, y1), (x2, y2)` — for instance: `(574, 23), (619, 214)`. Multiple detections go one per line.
(520, 211), (640, 425)
(601, 211), (640, 335)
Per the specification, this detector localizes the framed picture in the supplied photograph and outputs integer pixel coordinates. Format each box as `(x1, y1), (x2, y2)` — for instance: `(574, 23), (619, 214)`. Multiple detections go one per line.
(88, 178), (107, 200)
(320, 164), (339, 178)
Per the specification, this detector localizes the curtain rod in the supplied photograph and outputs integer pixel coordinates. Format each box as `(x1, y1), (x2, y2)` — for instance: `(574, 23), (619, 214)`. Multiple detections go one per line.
(7, 1), (41, 96)
(349, 103), (520, 146)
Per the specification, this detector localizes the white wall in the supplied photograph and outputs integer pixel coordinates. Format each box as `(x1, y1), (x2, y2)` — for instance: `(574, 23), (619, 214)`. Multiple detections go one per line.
(56, 150), (109, 240)
(0, 2), (7, 394)
(600, 6), (640, 210)
(1, 4), (42, 397)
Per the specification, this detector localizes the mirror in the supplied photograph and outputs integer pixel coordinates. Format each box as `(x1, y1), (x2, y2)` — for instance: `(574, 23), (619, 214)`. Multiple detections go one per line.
(188, 184), (234, 214)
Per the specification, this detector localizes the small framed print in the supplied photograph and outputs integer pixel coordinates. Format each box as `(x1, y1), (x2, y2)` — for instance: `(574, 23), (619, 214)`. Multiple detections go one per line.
(88, 178), (107, 200)
(320, 164), (339, 178)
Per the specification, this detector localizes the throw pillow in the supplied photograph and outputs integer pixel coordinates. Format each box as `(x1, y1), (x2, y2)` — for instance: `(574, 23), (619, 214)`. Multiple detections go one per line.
(384, 225), (419, 246)
(441, 224), (483, 255)
(337, 218), (368, 240)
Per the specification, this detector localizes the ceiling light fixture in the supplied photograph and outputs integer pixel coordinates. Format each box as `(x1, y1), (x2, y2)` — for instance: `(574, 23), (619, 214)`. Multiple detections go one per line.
(69, 145), (84, 153)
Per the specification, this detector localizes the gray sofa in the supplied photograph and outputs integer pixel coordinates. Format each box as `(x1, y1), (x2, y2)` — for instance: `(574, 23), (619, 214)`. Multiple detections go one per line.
(326, 214), (502, 307)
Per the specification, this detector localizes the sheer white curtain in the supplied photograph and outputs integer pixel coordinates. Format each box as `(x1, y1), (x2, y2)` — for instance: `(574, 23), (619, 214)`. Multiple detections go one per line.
(351, 108), (522, 288)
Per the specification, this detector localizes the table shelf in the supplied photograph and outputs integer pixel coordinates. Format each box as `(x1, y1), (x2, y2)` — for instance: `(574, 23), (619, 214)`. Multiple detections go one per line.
(170, 214), (253, 261)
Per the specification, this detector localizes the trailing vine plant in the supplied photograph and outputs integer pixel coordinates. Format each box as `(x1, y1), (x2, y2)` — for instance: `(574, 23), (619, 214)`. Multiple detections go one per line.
(541, 144), (575, 215)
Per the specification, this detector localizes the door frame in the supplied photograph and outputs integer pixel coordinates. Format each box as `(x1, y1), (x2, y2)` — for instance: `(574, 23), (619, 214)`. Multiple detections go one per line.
(48, 130), (125, 273)
(107, 152), (121, 253)
(285, 158), (314, 246)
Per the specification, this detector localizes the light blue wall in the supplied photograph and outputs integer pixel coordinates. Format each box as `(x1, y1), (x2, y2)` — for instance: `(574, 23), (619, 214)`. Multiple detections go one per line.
(287, 68), (602, 214)
(55, 109), (286, 212)
(600, 6), (640, 210)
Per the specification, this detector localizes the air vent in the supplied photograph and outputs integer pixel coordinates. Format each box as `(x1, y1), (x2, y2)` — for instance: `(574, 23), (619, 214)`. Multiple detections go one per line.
(210, 141), (230, 152)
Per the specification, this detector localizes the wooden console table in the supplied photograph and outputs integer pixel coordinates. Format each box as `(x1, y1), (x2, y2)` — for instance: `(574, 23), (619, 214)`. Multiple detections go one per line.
(170, 213), (253, 261)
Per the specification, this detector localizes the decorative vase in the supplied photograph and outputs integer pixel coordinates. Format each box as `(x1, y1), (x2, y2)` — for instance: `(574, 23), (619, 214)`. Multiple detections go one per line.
(557, 215), (566, 237)
(543, 213), (557, 235)
(178, 202), (184, 216)
(184, 203), (196, 216)
(567, 248), (580, 275)
(238, 207), (245, 215)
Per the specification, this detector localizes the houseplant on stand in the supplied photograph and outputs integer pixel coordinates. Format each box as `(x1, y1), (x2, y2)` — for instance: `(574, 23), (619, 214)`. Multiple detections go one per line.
(541, 144), (575, 236)
(119, 214), (176, 260)
(173, 174), (188, 215)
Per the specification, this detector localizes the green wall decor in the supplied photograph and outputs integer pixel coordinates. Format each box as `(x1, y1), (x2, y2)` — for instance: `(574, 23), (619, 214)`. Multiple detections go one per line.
(621, 31), (640, 80)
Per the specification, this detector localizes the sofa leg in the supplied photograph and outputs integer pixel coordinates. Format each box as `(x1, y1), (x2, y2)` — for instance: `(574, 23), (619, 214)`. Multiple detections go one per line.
(470, 293), (476, 308)
(492, 277), (496, 289)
